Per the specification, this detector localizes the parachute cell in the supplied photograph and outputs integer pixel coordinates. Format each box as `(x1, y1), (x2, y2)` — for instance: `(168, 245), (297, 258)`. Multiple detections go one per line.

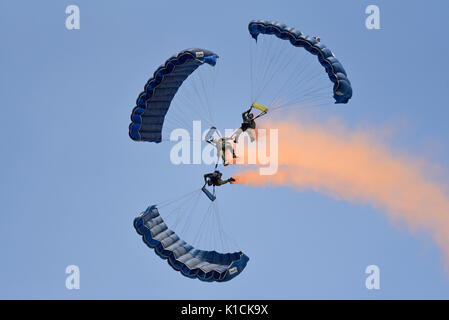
(134, 205), (249, 282)
(248, 20), (352, 104)
(129, 48), (219, 142)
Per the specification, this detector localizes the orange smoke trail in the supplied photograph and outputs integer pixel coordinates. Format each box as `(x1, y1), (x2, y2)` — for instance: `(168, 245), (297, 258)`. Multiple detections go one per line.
(233, 118), (449, 271)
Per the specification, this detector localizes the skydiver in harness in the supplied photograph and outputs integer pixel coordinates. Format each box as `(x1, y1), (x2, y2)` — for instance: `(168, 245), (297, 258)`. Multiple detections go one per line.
(204, 170), (235, 187)
(233, 103), (268, 143)
(205, 128), (237, 167)
(202, 170), (235, 201)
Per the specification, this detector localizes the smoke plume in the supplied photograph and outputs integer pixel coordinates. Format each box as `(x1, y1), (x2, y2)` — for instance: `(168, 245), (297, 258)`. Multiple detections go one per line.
(233, 117), (449, 270)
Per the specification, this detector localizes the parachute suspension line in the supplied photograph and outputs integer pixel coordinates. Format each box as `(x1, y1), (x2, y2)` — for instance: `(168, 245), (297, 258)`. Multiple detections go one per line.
(157, 189), (203, 233)
(249, 40), (254, 104)
(250, 36), (267, 101)
(157, 188), (202, 208)
(273, 89), (332, 111)
(287, 63), (332, 99)
(169, 191), (199, 229)
(206, 200), (224, 253)
(179, 189), (203, 238)
(175, 197), (235, 254)
(172, 81), (204, 119)
(162, 112), (192, 133)
(263, 41), (328, 109)
(252, 36), (282, 102)
(166, 86), (214, 132)
(253, 37), (277, 100)
(198, 68), (215, 126)
(207, 60), (220, 124)
(255, 37), (289, 100)
(212, 200), (230, 253)
(150, 187), (239, 255)
(167, 202), (188, 231)
(215, 200), (242, 253)
(268, 100), (336, 114)
(268, 48), (302, 108)
(192, 201), (214, 249)
(191, 74), (211, 122)
(252, 36), (271, 101)
(211, 59), (220, 92)
(250, 39), (260, 103)
(266, 52), (317, 108)
(161, 107), (195, 137)
(252, 37), (281, 102)
(272, 74), (335, 110)
(163, 92), (217, 136)
(161, 65), (219, 139)
(203, 207), (215, 251)
(190, 70), (216, 127)
(249, 33), (339, 114)
(157, 190), (219, 254)
(267, 68), (333, 109)
(253, 39), (299, 103)
(164, 190), (198, 221)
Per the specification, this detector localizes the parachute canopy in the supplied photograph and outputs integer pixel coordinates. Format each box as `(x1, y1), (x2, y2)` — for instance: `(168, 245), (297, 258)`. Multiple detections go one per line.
(248, 20), (352, 104)
(134, 205), (249, 282)
(129, 48), (219, 142)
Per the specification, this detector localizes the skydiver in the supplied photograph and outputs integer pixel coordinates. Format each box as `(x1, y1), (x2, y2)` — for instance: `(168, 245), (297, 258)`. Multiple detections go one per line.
(203, 170), (235, 187)
(207, 136), (237, 167)
(233, 107), (257, 143)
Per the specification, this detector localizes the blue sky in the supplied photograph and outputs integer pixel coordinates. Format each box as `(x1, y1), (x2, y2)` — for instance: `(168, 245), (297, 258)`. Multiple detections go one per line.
(1, 0), (449, 299)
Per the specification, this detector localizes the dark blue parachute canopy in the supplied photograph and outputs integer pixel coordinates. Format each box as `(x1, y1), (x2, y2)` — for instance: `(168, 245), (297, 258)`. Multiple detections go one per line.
(129, 48), (218, 142)
(248, 20), (352, 104)
(134, 205), (249, 282)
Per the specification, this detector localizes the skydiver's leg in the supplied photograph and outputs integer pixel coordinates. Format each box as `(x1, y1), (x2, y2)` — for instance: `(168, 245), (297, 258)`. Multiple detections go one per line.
(223, 143), (235, 165)
(234, 128), (255, 144)
(221, 143), (234, 166)
(247, 128), (256, 142)
(224, 141), (237, 159)
(234, 128), (243, 143)
(217, 148), (224, 166)
(222, 149), (228, 166)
